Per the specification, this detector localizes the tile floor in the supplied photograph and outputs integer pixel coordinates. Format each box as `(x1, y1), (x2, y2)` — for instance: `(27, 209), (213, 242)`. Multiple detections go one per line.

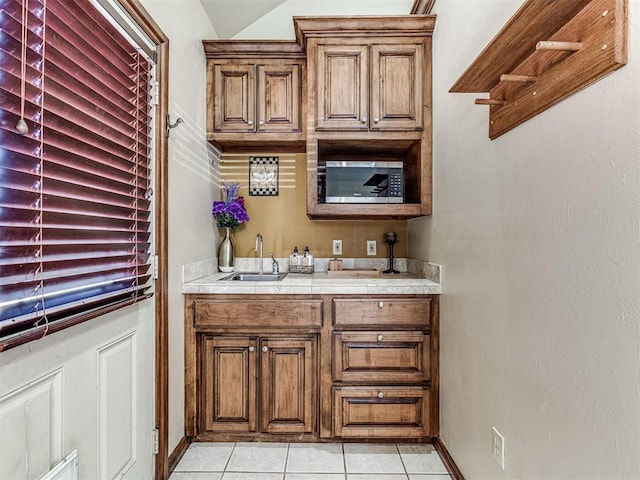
(170, 442), (451, 480)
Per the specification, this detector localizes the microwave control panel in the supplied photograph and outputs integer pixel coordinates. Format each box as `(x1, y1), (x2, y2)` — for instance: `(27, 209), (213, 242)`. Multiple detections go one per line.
(389, 170), (403, 199)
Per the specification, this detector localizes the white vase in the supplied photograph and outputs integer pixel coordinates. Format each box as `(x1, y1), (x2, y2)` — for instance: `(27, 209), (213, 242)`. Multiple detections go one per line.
(218, 227), (235, 272)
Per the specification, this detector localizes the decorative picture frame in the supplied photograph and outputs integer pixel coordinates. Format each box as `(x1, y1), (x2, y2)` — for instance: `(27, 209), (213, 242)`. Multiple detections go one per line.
(249, 156), (279, 196)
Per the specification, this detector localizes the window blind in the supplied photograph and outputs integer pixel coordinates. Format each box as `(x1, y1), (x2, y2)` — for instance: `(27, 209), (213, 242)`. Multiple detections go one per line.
(0, 0), (154, 346)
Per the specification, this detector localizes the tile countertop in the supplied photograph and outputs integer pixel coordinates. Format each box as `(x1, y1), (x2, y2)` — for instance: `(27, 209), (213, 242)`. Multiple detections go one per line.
(182, 271), (442, 295)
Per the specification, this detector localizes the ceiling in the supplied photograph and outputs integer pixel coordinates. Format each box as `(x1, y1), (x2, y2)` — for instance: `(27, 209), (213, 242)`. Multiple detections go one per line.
(199, 0), (431, 39)
(199, 0), (288, 39)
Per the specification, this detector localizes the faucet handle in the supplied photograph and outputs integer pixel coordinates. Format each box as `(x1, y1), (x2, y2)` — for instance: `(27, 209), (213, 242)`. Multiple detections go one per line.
(270, 252), (279, 274)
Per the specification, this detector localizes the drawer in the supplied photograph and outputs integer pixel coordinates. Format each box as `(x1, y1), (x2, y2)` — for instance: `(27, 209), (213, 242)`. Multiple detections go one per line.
(333, 298), (431, 328)
(333, 386), (431, 438)
(193, 299), (323, 328)
(333, 331), (430, 383)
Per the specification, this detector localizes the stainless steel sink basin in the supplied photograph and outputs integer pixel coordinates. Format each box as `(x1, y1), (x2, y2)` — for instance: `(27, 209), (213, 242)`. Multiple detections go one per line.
(221, 272), (288, 282)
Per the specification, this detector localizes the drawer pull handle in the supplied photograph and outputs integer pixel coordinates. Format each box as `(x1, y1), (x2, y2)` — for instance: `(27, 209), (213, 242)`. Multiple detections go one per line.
(377, 391), (384, 399)
(378, 301), (384, 308)
(248, 346), (255, 352)
(262, 346), (268, 353)
(377, 334), (384, 341)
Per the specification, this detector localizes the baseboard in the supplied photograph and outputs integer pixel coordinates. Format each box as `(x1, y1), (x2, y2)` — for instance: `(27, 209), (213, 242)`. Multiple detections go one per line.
(434, 437), (465, 480)
(168, 436), (190, 475)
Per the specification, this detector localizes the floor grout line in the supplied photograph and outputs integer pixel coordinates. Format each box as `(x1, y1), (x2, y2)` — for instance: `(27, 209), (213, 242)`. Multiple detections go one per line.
(172, 442), (451, 480)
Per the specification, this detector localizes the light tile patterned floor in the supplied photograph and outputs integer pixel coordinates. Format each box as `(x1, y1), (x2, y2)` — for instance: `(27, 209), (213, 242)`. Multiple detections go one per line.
(170, 442), (451, 480)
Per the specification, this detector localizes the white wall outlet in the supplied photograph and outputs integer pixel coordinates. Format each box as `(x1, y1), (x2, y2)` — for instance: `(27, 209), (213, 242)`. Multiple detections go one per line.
(332, 239), (343, 256)
(492, 426), (505, 470)
(367, 240), (376, 256)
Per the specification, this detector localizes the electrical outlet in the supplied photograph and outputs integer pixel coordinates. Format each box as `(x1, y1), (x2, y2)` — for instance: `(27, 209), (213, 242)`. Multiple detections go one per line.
(332, 239), (343, 256)
(367, 240), (376, 256)
(492, 426), (505, 470)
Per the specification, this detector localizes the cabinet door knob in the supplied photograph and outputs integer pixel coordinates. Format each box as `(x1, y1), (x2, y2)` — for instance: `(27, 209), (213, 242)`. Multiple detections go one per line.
(361, 116), (368, 124)
(377, 334), (384, 341)
(378, 301), (384, 308)
(374, 117), (380, 123)
(248, 346), (255, 352)
(377, 391), (384, 399)
(259, 120), (264, 125)
(248, 120), (253, 125)
(262, 346), (268, 353)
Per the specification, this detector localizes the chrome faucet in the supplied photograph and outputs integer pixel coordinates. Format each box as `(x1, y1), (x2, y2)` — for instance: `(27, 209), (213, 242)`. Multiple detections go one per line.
(255, 233), (263, 275)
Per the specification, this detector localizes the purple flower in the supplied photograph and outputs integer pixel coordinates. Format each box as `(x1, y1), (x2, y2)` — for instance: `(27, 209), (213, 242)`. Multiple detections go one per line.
(212, 182), (249, 230)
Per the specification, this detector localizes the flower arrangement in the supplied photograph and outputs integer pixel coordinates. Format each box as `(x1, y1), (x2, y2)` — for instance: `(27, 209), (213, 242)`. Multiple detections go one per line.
(212, 182), (249, 230)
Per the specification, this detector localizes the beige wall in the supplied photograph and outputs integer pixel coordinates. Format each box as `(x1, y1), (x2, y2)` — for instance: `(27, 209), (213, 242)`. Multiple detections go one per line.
(221, 153), (407, 258)
(409, 1), (640, 478)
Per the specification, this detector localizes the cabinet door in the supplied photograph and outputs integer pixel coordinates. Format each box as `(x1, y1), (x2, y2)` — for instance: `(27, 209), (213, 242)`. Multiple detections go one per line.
(260, 337), (317, 434)
(316, 45), (369, 130)
(213, 64), (255, 132)
(256, 64), (301, 133)
(370, 43), (424, 131)
(201, 336), (257, 433)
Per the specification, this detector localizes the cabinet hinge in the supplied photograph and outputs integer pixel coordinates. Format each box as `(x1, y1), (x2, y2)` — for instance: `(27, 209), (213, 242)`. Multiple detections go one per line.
(152, 428), (159, 455)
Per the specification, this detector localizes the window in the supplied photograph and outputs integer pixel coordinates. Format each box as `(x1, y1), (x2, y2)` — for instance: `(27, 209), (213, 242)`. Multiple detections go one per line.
(0, 0), (155, 349)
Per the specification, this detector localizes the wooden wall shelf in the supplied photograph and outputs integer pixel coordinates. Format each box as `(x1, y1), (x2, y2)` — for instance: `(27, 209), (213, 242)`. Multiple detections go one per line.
(450, 0), (627, 139)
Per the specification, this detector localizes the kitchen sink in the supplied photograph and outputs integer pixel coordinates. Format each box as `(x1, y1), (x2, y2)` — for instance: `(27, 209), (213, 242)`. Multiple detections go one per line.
(221, 272), (288, 282)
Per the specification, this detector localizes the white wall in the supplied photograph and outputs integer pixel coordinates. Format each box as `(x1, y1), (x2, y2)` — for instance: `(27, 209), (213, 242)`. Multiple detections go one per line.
(233, 0), (414, 39)
(139, 0), (218, 455)
(408, 1), (640, 478)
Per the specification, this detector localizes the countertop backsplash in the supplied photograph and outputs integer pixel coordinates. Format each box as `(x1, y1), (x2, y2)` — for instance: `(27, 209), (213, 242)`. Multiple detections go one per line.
(183, 257), (441, 284)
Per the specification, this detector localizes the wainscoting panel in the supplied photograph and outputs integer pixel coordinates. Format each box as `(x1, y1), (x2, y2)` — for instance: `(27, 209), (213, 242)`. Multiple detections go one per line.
(0, 368), (64, 480)
(98, 332), (138, 480)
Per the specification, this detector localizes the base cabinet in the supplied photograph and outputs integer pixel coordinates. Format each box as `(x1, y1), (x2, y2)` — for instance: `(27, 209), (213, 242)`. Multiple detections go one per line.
(331, 296), (437, 439)
(200, 335), (317, 435)
(186, 294), (438, 441)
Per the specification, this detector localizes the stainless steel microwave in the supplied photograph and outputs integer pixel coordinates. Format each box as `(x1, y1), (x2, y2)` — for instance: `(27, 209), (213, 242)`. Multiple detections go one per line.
(323, 161), (404, 204)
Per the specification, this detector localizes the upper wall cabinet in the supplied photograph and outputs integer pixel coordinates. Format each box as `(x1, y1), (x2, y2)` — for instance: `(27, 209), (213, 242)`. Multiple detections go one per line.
(203, 41), (306, 152)
(316, 42), (424, 131)
(295, 17), (433, 134)
(294, 16), (436, 219)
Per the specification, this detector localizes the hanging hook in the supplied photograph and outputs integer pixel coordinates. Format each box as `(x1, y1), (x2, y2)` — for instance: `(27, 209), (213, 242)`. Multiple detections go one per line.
(166, 114), (184, 137)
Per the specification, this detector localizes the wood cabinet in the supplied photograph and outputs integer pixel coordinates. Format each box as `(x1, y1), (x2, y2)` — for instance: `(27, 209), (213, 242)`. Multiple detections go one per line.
(185, 293), (438, 441)
(185, 295), (322, 440)
(200, 334), (316, 435)
(212, 63), (301, 134)
(201, 336), (256, 433)
(331, 296), (437, 439)
(203, 41), (305, 152)
(316, 42), (424, 131)
(293, 16), (436, 219)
